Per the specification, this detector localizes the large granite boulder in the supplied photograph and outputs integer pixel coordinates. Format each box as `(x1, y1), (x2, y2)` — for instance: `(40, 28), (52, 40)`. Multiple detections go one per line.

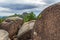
(0, 29), (11, 40)
(17, 20), (36, 40)
(33, 2), (60, 40)
(0, 17), (23, 40)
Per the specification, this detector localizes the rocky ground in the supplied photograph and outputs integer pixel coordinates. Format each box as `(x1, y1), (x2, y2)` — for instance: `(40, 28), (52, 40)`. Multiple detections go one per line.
(0, 17), (36, 40)
(0, 2), (60, 40)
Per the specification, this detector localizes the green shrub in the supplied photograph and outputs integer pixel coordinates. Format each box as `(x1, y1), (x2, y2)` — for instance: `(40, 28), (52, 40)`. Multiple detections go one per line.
(0, 18), (4, 23)
(23, 12), (36, 22)
(38, 14), (42, 19)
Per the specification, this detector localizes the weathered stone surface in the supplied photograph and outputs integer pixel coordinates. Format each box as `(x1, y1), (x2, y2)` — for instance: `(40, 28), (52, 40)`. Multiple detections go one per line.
(17, 20), (36, 40)
(0, 17), (23, 40)
(13, 38), (18, 40)
(0, 29), (11, 40)
(33, 2), (60, 40)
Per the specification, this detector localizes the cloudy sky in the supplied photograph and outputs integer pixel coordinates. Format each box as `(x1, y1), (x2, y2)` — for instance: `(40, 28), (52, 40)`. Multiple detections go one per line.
(0, 0), (60, 16)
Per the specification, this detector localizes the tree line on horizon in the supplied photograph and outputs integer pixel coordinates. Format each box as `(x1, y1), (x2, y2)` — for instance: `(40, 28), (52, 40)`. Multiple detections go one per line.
(0, 12), (38, 23)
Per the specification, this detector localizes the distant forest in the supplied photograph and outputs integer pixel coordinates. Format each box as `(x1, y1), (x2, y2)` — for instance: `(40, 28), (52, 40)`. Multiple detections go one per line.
(0, 12), (39, 23)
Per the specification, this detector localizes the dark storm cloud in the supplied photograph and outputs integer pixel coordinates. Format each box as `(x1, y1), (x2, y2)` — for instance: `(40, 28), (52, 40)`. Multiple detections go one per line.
(0, 3), (39, 10)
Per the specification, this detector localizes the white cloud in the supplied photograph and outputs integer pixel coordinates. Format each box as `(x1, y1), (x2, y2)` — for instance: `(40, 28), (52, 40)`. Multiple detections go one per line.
(0, 0), (47, 16)
(0, 7), (11, 11)
(0, 12), (14, 16)
(0, 0), (6, 3)
(14, 0), (46, 5)
(0, 7), (14, 16)
(0, 0), (46, 5)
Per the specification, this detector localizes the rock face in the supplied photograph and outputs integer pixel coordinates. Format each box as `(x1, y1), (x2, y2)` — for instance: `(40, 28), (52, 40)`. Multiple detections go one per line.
(17, 20), (36, 40)
(0, 29), (11, 40)
(0, 17), (23, 40)
(33, 2), (60, 40)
